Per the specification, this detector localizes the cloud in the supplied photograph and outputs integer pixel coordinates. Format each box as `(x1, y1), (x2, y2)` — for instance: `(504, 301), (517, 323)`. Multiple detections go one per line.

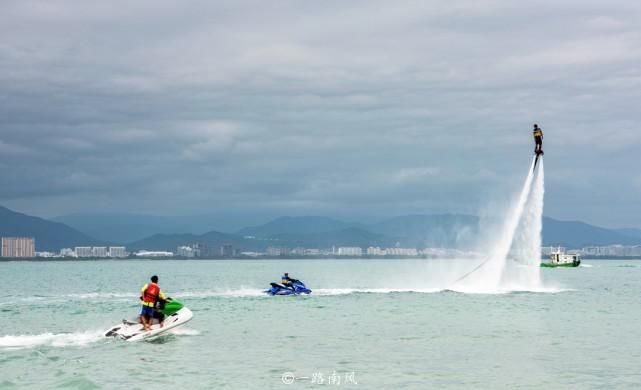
(0, 140), (34, 156)
(394, 167), (441, 183)
(0, 0), (640, 227)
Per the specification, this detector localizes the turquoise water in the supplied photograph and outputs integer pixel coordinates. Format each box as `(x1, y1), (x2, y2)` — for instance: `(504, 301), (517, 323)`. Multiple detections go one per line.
(1, 259), (641, 389)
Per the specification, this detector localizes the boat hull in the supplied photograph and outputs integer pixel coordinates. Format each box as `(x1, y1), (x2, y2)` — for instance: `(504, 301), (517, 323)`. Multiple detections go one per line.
(104, 307), (193, 342)
(541, 261), (581, 268)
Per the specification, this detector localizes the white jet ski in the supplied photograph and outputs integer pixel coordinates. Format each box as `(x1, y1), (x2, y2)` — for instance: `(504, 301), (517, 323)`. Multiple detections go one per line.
(104, 299), (193, 342)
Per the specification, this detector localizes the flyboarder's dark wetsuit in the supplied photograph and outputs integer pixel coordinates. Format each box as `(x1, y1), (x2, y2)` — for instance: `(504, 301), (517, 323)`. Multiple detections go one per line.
(533, 125), (543, 154)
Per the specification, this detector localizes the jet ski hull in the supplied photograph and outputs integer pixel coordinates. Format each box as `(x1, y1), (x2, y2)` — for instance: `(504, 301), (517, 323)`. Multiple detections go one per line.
(104, 307), (193, 342)
(265, 281), (312, 295)
(270, 289), (305, 296)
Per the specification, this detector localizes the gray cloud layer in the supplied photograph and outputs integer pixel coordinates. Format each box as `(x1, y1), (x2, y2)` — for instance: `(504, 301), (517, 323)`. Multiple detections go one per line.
(1, 0), (640, 227)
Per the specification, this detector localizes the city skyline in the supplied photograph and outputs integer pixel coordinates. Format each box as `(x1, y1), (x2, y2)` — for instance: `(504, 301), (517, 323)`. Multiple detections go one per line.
(1, 1), (641, 228)
(3, 205), (640, 255)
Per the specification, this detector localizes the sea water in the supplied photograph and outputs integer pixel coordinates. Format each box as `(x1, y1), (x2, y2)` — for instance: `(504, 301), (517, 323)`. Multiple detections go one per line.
(1, 259), (641, 389)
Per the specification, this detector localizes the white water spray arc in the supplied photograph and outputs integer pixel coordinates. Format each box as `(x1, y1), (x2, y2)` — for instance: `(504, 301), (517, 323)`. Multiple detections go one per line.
(454, 155), (545, 292)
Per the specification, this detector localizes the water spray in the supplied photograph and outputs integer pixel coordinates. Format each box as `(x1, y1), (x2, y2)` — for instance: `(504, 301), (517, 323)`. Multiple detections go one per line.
(452, 154), (545, 291)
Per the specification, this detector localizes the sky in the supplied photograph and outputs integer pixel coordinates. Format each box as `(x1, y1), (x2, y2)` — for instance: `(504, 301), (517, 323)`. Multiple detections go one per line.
(1, 0), (640, 228)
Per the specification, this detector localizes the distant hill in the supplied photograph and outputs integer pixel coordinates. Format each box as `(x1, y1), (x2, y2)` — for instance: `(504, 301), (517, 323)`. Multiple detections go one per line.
(53, 212), (277, 242)
(236, 214), (479, 248)
(4, 205), (639, 254)
(237, 216), (358, 237)
(234, 214), (641, 250)
(54, 213), (208, 243)
(0, 206), (102, 251)
(127, 230), (266, 253)
(127, 226), (396, 254)
(128, 233), (202, 252)
(615, 228), (641, 240)
(266, 227), (396, 249)
(368, 214), (479, 248)
(542, 218), (640, 248)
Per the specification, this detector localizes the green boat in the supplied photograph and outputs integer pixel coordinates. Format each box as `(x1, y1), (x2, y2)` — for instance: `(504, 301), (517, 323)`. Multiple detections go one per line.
(541, 248), (581, 268)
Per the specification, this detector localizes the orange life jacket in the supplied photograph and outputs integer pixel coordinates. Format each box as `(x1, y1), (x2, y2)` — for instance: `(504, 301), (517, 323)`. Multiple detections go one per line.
(143, 283), (160, 304)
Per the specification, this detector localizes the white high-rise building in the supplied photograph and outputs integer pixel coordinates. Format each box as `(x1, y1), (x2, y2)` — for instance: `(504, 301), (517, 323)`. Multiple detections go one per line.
(337, 247), (362, 256)
(385, 247), (418, 256)
(108, 247), (127, 258)
(267, 247), (289, 256)
(291, 247), (306, 255)
(367, 247), (386, 256)
(75, 247), (93, 257)
(60, 248), (77, 257)
(1, 237), (35, 258)
(626, 246), (641, 256)
(92, 247), (108, 257)
(177, 246), (195, 258)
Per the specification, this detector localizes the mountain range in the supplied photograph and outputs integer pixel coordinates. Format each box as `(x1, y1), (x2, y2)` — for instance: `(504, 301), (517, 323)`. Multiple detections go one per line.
(0, 206), (103, 251)
(53, 212), (278, 243)
(615, 228), (641, 239)
(2, 205), (641, 253)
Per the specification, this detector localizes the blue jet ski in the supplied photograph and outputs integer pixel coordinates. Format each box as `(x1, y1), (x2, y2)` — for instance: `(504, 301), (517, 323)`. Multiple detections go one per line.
(265, 280), (312, 295)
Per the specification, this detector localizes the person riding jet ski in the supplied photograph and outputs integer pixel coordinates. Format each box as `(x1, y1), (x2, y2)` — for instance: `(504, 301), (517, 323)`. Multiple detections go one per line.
(281, 273), (294, 289)
(140, 275), (168, 332)
(265, 273), (312, 295)
(104, 297), (193, 341)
